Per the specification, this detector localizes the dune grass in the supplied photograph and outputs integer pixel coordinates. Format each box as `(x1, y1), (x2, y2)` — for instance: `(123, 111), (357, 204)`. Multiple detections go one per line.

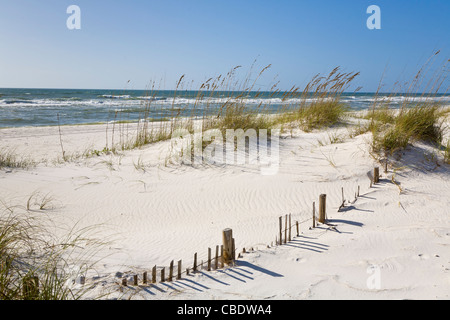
(443, 139), (450, 164)
(100, 65), (359, 158)
(368, 51), (449, 156)
(274, 67), (359, 132)
(0, 149), (35, 170)
(28, 63), (358, 166)
(0, 200), (106, 300)
(369, 104), (446, 153)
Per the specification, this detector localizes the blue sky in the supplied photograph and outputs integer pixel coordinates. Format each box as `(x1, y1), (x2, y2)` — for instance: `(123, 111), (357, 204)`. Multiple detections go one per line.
(0, 0), (449, 91)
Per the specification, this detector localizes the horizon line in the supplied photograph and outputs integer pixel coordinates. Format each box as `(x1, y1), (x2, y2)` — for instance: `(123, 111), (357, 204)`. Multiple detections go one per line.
(1, 87), (449, 96)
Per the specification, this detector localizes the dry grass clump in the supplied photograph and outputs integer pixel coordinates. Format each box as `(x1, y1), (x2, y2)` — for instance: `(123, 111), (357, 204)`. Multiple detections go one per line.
(277, 67), (359, 131)
(0, 199), (105, 300)
(396, 104), (444, 142)
(0, 149), (35, 170)
(296, 68), (359, 131)
(297, 101), (348, 131)
(370, 104), (446, 153)
(368, 51), (449, 155)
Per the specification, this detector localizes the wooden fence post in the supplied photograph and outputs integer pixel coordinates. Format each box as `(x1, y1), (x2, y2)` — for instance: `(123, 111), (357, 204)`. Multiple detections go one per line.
(319, 194), (326, 224)
(231, 238), (236, 261)
(222, 228), (233, 265)
(284, 214), (287, 244)
(220, 245), (224, 268)
(193, 252), (198, 272)
(152, 265), (156, 284)
(143, 271), (148, 284)
(215, 245), (219, 270)
(133, 275), (138, 286)
(208, 248), (212, 271)
(122, 277), (127, 287)
(374, 167), (379, 183)
(279, 216), (282, 245)
(168, 260), (174, 282)
(177, 260), (182, 280)
(288, 214), (292, 242)
(313, 201), (316, 228)
(339, 186), (346, 211)
(296, 221), (299, 237)
(161, 267), (165, 283)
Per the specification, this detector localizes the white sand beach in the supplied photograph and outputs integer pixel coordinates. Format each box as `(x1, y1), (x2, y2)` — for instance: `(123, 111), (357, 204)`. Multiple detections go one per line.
(0, 115), (449, 300)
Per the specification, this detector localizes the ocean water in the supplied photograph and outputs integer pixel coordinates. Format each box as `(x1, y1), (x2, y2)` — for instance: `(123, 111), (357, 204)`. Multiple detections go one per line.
(0, 88), (449, 128)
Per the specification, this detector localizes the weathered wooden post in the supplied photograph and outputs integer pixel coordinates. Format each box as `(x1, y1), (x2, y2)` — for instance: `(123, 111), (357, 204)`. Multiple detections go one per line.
(152, 265), (156, 284)
(231, 238), (236, 261)
(215, 245), (219, 270)
(374, 167), (380, 183)
(161, 267), (165, 283)
(288, 214), (292, 242)
(296, 221), (299, 237)
(177, 260), (182, 280)
(168, 260), (174, 282)
(143, 271), (148, 284)
(133, 275), (138, 286)
(222, 228), (233, 265)
(319, 194), (326, 224)
(208, 248), (212, 271)
(121, 277), (127, 287)
(284, 214), (287, 244)
(193, 252), (198, 272)
(313, 201), (316, 228)
(220, 245), (224, 268)
(339, 187), (346, 211)
(279, 216), (282, 245)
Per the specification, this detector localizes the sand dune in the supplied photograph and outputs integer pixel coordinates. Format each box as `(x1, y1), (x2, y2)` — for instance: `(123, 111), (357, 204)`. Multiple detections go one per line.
(0, 117), (449, 300)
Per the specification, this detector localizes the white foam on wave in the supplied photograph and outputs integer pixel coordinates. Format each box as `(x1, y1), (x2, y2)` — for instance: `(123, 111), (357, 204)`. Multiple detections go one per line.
(100, 94), (131, 99)
(1, 94), (449, 110)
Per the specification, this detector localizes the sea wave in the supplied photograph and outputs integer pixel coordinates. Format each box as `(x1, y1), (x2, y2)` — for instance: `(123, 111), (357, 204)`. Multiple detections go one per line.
(0, 96), (324, 108)
(99, 94), (131, 99)
(2, 94), (449, 110)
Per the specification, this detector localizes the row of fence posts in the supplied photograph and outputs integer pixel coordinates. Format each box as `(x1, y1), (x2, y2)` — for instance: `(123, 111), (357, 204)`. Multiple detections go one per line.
(275, 166), (381, 244)
(275, 193), (326, 246)
(21, 167), (382, 296)
(19, 229), (237, 295)
(120, 228), (236, 287)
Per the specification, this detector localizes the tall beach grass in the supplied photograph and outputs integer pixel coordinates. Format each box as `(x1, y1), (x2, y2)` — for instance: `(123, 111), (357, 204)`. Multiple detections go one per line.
(0, 200), (107, 300)
(367, 51), (449, 156)
(98, 64), (360, 158)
